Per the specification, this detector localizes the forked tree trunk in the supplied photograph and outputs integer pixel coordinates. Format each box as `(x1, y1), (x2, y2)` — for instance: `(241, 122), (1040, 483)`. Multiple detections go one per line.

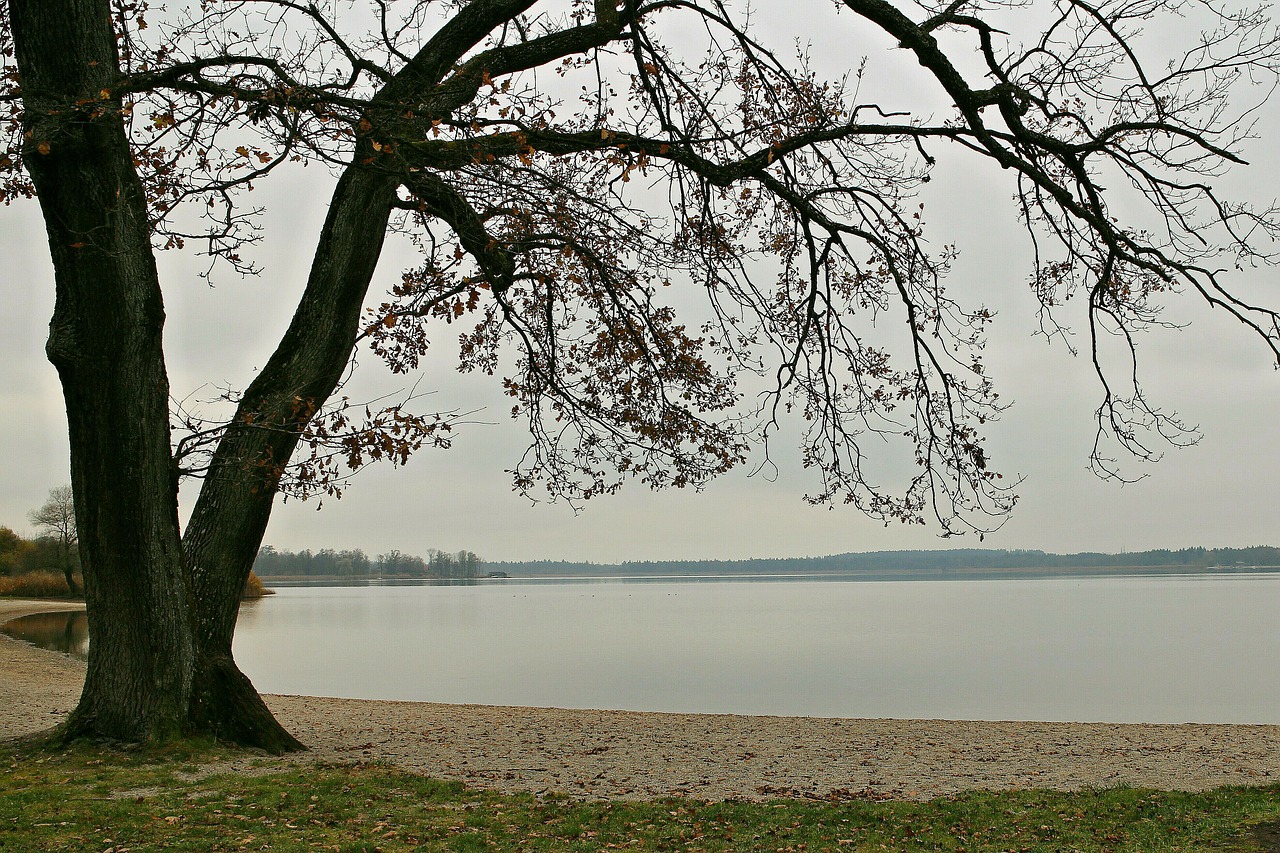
(11, 0), (194, 743)
(12, 0), (400, 752)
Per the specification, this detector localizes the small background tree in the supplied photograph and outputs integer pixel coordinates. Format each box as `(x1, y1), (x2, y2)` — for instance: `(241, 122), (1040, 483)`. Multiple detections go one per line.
(28, 485), (80, 595)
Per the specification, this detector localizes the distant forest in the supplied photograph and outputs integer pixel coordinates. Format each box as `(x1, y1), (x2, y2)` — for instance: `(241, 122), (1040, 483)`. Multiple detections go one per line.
(253, 544), (1280, 582)
(487, 546), (1280, 579)
(254, 545), (481, 579)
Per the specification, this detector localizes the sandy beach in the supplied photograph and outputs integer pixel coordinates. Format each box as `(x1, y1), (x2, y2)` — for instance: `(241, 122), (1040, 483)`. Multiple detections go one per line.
(3, 597), (1278, 801)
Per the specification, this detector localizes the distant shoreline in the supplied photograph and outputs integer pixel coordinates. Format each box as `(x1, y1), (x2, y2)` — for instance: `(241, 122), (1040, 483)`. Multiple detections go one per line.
(256, 564), (1280, 584)
(254, 545), (1280, 585)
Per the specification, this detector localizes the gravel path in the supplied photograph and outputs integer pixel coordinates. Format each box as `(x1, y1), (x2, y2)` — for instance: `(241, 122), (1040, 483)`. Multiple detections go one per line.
(4, 598), (1278, 800)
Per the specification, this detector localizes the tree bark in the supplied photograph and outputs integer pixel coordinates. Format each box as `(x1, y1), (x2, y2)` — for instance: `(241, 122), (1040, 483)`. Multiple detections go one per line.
(10, 0), (193, 743)
(11, 0), (403, 753)
(12, 0), (427, 753)
(60, 539), (80, 597)
(182, 164), (397, 753)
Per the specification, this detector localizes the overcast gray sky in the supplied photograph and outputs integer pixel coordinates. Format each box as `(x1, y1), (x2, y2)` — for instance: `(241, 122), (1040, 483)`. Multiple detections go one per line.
(2, 3), (1277, 563)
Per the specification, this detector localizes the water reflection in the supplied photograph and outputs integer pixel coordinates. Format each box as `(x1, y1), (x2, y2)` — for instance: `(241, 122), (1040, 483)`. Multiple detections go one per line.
(1, 602), (266, 660)
(1, 610), (88, 658)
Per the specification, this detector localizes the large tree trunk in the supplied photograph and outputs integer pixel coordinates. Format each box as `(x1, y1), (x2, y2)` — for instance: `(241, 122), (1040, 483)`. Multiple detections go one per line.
(10, 0), (194, 743)
(12, 0), (400, 753)
(183, 165), (397, 753)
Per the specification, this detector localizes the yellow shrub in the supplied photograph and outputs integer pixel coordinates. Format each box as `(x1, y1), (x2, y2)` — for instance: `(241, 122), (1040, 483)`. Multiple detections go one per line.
(242, 570), (274, 599)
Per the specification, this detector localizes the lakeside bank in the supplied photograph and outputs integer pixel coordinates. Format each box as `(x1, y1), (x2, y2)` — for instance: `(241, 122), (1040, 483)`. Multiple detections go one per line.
(2, 598), (1278, 801)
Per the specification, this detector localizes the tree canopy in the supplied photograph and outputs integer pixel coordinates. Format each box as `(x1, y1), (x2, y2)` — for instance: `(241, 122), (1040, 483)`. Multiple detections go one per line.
(2, 0), (1277, 748)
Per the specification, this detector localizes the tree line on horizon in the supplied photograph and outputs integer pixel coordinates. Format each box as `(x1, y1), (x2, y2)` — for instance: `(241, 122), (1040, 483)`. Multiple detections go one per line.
(1, 486), (82, 596)
(4, 485), (268, 600)
(0, 525), (80, 579)
(490, 546), (1280, 577)
(253, 545), (483, 580)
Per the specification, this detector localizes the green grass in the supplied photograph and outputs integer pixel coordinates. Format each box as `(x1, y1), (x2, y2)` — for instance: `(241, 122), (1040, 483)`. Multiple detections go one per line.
(1, 739), (1277, 852)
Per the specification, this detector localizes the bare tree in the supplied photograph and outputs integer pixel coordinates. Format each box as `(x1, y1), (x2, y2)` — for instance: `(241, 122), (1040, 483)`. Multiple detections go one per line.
(27, 485), (79, 595)
(1, 0), (1276, 749)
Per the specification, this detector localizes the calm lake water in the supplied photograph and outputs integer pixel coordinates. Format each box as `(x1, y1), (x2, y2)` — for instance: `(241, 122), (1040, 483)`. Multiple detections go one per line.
(8, 574), (1279, 723)
(230, 573), (1280, 724)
